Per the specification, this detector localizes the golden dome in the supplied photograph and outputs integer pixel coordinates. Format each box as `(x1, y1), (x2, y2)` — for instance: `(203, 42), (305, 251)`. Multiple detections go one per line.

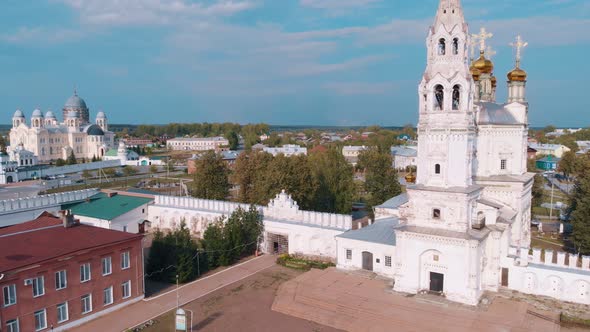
(507, 67), (527, 82)
(405, 172), (416, 184)
(472, 51), (494, 74)
(469, 65), (481, 81)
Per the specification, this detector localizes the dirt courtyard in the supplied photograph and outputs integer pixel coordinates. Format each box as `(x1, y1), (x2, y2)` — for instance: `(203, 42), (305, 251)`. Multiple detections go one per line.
(140, 265), (342, 332)
(272, 267), (567, 332)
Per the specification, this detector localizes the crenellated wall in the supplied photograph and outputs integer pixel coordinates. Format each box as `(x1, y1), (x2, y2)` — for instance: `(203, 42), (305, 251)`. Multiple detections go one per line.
(149, 191), (353, 258)
(507, 246), (590, 305)
(0, 189), (100, 227)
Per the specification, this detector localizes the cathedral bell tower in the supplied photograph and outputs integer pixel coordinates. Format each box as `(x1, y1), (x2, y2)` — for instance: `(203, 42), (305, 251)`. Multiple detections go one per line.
(416, 0), (476, 188)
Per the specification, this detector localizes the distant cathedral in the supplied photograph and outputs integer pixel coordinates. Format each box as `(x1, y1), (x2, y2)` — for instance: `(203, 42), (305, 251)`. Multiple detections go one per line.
(8, 91), (115, 162)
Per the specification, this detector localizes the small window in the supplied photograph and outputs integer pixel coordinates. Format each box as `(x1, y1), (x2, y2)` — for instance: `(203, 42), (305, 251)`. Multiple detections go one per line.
(6, 319), (19, 332)
(102, 257), (112, 276)
(385, 256), (392, 267)
(452, 38), (459, 55)
(32, 276), (44, 297)
(346, 249), (352, 260)
(55, 270), (67, 290)
(433, 209), (441, 219)
(121, 251), (130, 269)
(3, 284), (16, 307)
(376, 258), (380, 263)
(103, 286), (113, 306)
(80, 263), (91, 283)
(34, 309), (47, 331)
(57, 302), (69, 323)
(123, 226), (127, 233)
(122, 280), (131, 299)
(435, 164), (441, 174)
(81, 294), (92, 314)
(500, 159), (507, 170)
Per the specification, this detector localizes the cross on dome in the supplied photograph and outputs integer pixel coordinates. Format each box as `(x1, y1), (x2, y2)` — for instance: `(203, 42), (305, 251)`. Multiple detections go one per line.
(472, 27), (493, 53)
(510, 35), (528, 67)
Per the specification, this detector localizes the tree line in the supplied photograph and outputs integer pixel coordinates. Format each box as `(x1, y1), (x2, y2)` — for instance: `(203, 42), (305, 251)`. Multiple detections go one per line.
(191, 147), (402, 215)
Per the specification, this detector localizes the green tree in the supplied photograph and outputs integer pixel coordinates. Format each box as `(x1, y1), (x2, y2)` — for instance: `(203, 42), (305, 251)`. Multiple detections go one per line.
(192, 151), (230, 200)
(123, 166), (138, 177)
(531, 174), (544, 208)
(309, 147), (355, 214)
(0, 135), (7, 153)
(226, 130), (239, 150)
(55, 158), (66, 167)
(358, 148), (402, 209)
(67, 150), (77, 165)
(558, 151), (576, 180)
(570, 161), (590, 255)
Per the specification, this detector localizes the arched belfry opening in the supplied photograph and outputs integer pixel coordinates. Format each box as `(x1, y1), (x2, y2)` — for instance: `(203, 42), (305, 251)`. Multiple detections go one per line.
(452, 38), (459, 55)
(438, 38), (446, 55)
(434, 85), (444, 110)
(452, 85), (461, 110)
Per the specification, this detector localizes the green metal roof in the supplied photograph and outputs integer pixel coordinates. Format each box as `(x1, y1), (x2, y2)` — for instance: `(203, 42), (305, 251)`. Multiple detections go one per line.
(104, 149), (118, 157)
(68, 193), (152, 221)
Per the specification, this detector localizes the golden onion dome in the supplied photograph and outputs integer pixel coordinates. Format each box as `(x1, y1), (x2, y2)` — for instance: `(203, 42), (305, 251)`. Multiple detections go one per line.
(507, 67), (527, 82)
(404, 172), (416, 184)
(470, 65), (482, 81)
(472, 51), (494, 74)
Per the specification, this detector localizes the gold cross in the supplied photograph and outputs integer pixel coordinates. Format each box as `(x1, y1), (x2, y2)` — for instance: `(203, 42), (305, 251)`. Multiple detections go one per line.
(472, 27), (493, 52)
(509, 35), (528, 67)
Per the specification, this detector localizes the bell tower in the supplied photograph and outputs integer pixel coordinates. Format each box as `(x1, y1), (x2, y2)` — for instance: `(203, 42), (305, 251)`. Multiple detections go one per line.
(416, 0), (476, 188)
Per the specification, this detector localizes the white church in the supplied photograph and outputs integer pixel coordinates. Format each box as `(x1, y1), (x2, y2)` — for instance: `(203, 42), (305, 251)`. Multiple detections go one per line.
(147, 0), (590, 307)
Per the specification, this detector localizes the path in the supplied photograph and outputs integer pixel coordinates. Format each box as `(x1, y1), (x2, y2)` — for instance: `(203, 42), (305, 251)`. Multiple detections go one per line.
(72, 255), (276, 332)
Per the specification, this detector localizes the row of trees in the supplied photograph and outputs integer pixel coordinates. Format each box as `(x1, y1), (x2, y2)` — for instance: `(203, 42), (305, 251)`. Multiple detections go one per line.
(566, 152), (590, 255)
(191, 147), (401, 214)
(146, 207), (263, 283)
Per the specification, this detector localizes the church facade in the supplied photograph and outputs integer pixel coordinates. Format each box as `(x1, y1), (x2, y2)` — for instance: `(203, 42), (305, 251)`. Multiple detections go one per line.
(337, 0), (590, 306)
(8, 91), (115, 162)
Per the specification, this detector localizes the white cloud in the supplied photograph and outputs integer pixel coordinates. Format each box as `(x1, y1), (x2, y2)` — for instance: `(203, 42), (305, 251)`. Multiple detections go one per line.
(323, 81), (397, 95)
(0, 26), (84, 44)
(300, 0), (381, 10)
(59, 0), (256, 26)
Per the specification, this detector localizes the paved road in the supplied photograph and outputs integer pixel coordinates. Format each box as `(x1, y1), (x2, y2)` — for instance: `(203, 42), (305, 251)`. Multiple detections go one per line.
(71, 255), (276, 332)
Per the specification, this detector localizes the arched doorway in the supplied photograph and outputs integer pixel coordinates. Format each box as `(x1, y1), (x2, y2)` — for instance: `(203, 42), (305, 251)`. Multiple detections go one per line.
(6, 176), (13, 183)
(362, 251), (373, 271)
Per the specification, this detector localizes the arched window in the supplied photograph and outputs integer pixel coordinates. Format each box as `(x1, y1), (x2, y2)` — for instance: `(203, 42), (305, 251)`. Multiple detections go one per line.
(433, 209), (441, 219)
(452, 85), (461, 110)
(435, 164), (441, 174)
(434, 85), (444, 110)
(438, 38), (446, 55)
(452, 38), (459, 55)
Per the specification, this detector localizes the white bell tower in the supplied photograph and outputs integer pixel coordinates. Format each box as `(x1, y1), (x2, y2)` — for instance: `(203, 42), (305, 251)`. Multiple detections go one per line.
(416, 0), (476, 188)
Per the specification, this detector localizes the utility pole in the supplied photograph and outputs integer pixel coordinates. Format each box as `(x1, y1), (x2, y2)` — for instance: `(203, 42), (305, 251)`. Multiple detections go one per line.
(549, 178), (555, 220)
(176, 274), (179, 309)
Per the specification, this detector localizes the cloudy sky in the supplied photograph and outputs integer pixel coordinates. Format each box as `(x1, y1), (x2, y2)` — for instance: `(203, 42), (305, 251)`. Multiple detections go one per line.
(1, 0), (588, 126)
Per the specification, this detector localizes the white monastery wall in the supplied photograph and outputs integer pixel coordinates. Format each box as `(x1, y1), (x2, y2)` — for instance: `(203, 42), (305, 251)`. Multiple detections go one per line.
(0, 189), (99, 227)
(336, 238), (396, 279)
(148, 191), (352, 258)
(507, 247), (590, 305)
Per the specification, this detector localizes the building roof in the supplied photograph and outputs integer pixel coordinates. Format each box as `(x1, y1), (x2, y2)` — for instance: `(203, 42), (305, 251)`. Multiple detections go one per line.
(337, 217), (399, 245)
(83, 124), (105, 136)
(0, 213), (142, 273)
(376, 193), (409, 209)
(391, 146), (417, 157)
(67, 193), (152, 221)
(477, 102), (520, 125)
(64, 92), (88, 109)
(537, 156), (561, 163)
(529, 143), (568, 151)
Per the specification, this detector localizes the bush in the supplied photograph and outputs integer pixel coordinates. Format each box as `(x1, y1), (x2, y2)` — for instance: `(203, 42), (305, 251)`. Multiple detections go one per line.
(276, 254), (335, 271)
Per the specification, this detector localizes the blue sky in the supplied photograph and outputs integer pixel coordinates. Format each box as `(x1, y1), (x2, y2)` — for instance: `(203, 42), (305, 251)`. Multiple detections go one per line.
(1, 0), (589, 127)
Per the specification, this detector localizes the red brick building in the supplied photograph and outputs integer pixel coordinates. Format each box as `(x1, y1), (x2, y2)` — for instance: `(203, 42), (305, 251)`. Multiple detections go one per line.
(0, 212), (144, 332)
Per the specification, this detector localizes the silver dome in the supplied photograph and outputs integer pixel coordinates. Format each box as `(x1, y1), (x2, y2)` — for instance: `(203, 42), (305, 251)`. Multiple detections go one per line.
(64, 92), (88, 109)
(13, 110), (24, 118)
(31, 109), (43, 118)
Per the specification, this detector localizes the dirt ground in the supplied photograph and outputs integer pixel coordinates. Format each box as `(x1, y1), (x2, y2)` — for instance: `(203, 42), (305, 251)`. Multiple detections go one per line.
(140, 265), (342, 332)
